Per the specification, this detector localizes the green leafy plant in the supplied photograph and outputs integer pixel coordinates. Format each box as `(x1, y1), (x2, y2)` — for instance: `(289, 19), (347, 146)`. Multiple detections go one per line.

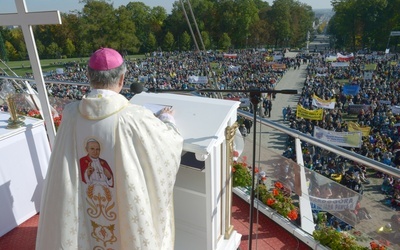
(232, 156), (252, 188)
(313, 221), (369, 250)
(256, 182), (298, 220)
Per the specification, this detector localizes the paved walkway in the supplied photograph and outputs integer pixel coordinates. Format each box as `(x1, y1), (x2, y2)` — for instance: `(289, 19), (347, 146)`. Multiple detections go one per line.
(242, 51), (304, 162)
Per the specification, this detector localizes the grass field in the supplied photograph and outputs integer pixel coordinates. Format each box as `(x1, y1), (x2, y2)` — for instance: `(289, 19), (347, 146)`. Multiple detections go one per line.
(1, 55), (146, 77)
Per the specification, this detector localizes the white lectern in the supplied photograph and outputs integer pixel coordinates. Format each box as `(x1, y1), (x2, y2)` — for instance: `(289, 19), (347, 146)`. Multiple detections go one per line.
(0, 112), (51, 236)
(130, 93), (242, 250)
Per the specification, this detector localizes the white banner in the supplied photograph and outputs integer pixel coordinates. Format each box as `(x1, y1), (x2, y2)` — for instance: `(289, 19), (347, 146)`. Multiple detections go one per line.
(273, 55), (283, 61)
(325, 55), (337, 62)
(310, 195), (358, 211)
(379, 100), (391, 105)
(313, 126), (362, 148)
(140, 62), (148, 68)
(228, 65), (241, 72)
(188, 76), (208, 84)
(312, 95), (336, 109)
(56, 68), (64, 74)
(364, 71), (373, 80)
(331, 62), (350, 67)
(392, 106), (400, 114)
(390, 31), (400, 36)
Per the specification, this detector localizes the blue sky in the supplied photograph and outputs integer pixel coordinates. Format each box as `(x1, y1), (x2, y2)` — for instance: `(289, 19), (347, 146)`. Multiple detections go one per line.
(2, 0), (332, 14)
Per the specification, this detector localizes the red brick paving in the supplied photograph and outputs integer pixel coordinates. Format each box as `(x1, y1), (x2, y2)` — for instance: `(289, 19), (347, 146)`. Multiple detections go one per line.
(0, 195), (312, 250)
(232, 194), (311, 250)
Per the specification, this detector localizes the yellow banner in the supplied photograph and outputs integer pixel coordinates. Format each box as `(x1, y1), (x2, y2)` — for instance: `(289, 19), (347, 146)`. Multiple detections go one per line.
(347, 122), (371, 137)
(296, 105), (323, 120)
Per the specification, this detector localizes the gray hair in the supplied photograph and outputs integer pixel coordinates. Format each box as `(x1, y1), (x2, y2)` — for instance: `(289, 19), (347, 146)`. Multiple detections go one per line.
(87, 62), (127, 89)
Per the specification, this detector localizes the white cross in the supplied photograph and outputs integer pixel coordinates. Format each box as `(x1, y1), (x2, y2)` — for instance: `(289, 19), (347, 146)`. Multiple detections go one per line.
(0, 0), (62, 147)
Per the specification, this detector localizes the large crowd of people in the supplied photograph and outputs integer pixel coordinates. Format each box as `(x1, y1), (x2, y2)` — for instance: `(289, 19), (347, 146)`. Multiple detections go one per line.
(281, 50), (400, 236)
(6, 47), (400, 238)
(26, 49), (400, 183)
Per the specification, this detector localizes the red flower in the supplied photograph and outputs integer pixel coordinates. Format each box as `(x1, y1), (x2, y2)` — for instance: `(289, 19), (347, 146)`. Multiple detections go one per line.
(255, 167), (259, 173)
(288, 210), (298, 220)
(370, 242), (379, 249)
(53, 116), (62, 127)
(233, 151), (239, 157)
(273, 188), (280, 196)
(261, 176), (267, 181)
(28, 109), (41, 118)
(274, 182), (283, 189)
(266, 198), (275, 206)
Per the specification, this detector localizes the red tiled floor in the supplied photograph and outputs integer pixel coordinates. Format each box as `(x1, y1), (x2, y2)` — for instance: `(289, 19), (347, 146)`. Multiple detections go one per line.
(232, 194), (311, 250)
(0, 195), (311, 250)
(0, 213), (38, 250)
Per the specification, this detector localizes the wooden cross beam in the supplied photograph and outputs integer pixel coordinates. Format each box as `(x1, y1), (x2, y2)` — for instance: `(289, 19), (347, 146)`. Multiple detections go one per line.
(0, 0), (62, 147)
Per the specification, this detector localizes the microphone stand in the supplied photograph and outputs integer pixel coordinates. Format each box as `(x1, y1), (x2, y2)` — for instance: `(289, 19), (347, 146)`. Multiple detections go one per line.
(248, 90), (261, 250)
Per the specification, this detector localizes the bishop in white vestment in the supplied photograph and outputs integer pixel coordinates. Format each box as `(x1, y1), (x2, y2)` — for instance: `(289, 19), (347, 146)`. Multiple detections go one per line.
(36, 48), (183, 250)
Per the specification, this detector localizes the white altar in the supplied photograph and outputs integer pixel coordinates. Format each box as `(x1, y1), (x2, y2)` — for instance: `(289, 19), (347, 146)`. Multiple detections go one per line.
(0, 112), (51, 236)
(130, 93), (242, 250)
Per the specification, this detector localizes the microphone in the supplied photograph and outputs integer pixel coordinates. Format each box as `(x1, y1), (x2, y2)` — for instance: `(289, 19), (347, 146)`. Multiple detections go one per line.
(130, 82), (144, 94)
(277, 89), (298, 95)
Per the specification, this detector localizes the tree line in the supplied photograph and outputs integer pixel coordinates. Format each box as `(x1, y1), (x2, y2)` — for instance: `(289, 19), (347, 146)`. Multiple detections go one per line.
(328, 0), (400, 51)
(0, 0), (315, 61)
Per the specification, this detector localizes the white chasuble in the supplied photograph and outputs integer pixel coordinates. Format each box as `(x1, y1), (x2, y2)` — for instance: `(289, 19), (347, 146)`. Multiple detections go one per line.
(36, 93), (183, 250)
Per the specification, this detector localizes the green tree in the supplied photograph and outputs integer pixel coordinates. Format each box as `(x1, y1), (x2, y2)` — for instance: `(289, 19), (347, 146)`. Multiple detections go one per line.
(80, 1), (116, 50)
(330, 0), (389, 50)
(76, 40), (91, 57)
(125, 2), (151, 52)
(112, 6), (140, 53)
(269, 0), (291, 47)
(145, 32), (157, 52)
(0, 33), (7, 61)
(46, 42), (62, 59)
(16, 41), (27, 60)
(163, 31), (175, 51)
(201, 31), (211, 50)
(180, 31), (191, 51)
(124, 3), (167, 53)
(149, 6), (167, 35)
(231, 0), (259, 47)
(35, 39), (46, 57)
(251, 3), (273, 47)
(64, 38), (76, 58)
(219, 32), (231, 51)
(5, 41), (18, 61)
(61, 13), (81, 57)
(288, 2), (314, 47)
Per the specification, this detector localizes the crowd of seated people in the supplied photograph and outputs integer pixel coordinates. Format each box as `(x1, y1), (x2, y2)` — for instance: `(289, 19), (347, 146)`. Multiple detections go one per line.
(282, 50), (400, 233)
